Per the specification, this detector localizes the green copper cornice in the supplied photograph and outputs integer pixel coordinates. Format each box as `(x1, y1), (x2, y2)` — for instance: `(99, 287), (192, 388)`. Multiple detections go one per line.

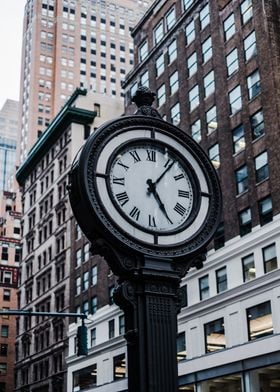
(16, 89), (96, 186)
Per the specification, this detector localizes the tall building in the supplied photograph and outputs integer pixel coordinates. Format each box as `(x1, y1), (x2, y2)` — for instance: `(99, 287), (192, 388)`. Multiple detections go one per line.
(15, 89), (125, 392)
(18, 0), (153, 163)
(0, 100), (19, 192)
(66, 0), (280, 391)
(0, 191), (21, 392)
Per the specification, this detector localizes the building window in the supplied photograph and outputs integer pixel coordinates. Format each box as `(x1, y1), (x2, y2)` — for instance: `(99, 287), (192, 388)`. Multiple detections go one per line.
(171, 102), (180, 125)
(108, 319), (115, 339)
(0, 344), (8, 356)
(168, 39), (177, 64)
(140, 70), (149, 88)
(185, 20), (195, 45)
(259, 196), (273, 226)
(203, 70), (215, 98)
(232, 124), (245, 154)
(75, 249), (82, 267)
(242, 254), (256, 282)
(73, 364), (97, 389)
(153, 21), (164, 45)
(244, 31), (257, 61)
(187, 52), (197, 77)
(84, 243), (90, 262)
(155, 53), (165, 77)
(183, 0), (194, 11)
(226, 48), (238, 76)
(91, 265), (97, 286)
(202, 36), (212, 63)
(241, 0), (253, 24)
(83, 300), (89, 315)
(247, 70), (260, 99)
(214, 222), (225, 250)
(206, 105), (217, 133)
(200, 3), (210, 30)
(177, 332), (186, 361)
(204, 318), (225, 353)
(139, 40), (148, 62)
(3, 290), (10, 302)
(191, 119), (201, 143)
(91, 296), (97, 314)
(119, 315), (125, 335)
(251, 109), (264, 139)
(113, 354), (126, 380)
(199, 275), (209, 300)
(90, 328), (96, 347)
(229, 85), (242, 114)
(83, 271), (89, 291)
(169, 71), (179, 95)
(0, 363), (7, 375)
(255, 151), (268, 183)
(166, 7), (176, 31)
(1, 326), (8, 338)
(263, 243), (277, 273)
(235, 165), (248, 194)
(208, 144), (220, 169)
(189, 85), (199, 111)
(247, 301), (273, 340)
(239, 208), (252, 236)
(223, 14), (235, 41)
(216, 267), (227, 293)
(157, 84), (166, 107)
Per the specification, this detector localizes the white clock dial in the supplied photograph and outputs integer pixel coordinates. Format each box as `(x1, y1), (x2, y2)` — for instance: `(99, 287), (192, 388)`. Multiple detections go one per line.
(108, 142), (194, 232)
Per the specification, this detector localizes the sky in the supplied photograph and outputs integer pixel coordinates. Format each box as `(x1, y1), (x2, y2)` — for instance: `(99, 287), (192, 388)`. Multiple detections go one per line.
(0, 1), (26, 109)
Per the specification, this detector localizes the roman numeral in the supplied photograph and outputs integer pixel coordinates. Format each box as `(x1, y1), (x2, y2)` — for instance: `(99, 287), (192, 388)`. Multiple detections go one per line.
(112, 176), (125, 186)
(178, 190), (190, 198)
(129, 206), (140, 221)
(117, 161), (129, 171)
(129, 150), (141, 163)
(149, 215), (156, 227)
(146, 150), (156, 162)
(174, 202), (186, 216)
(174, 173), (184, 181)
(164, 159), (172, 168)
(116, 192), (129, 206)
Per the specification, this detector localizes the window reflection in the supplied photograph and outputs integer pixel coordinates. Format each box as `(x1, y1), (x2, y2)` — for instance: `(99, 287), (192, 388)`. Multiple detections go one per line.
(247, 301), (273, 340)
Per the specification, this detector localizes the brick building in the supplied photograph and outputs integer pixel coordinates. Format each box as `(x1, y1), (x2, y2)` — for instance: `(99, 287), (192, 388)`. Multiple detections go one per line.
(0, 192), (21, 392)
(67, 1), (280, 391)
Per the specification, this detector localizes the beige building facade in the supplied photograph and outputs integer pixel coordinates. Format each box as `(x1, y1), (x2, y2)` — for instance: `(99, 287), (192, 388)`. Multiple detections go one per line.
(18, 0), (153, 163)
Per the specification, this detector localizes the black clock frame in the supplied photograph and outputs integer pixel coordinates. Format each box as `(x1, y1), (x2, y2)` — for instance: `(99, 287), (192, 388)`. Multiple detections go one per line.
(69, 115), (222, 263)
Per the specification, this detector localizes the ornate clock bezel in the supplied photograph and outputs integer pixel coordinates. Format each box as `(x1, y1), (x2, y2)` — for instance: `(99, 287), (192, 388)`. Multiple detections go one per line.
(70, 115), (222, 260)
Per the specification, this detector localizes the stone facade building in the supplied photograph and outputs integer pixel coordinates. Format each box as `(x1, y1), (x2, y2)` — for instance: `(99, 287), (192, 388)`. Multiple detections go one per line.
(15, 90), (124, 392)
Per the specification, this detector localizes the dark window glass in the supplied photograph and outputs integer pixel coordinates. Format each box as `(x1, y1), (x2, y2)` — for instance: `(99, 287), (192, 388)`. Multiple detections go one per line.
(113, 354), (126, 380)
(199, 275), (209, 300)
(247, 301), (273, 340)
(242, 254), (256, 282)
(232, 124), (245, 154)
(259, 196), (273, 226)
(255, 151), (268, 183)
(263, 243), (277, 273)
(177, 332), (186, 361)
(251, 109), (264, 139)
(214, 222), (225, 250)
(239, 208), (252, 236)
(235, 165), (248, 194)
(216, 267), (227, 293)
(204, 318), (225, 352)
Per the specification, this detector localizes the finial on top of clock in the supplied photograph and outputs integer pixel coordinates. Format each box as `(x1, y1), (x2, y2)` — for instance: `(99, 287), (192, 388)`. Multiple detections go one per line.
(132, 86), (162, 118)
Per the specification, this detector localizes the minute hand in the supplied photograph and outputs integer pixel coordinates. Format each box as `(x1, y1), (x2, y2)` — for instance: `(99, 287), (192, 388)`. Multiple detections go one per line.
(154, 161), (175, 185)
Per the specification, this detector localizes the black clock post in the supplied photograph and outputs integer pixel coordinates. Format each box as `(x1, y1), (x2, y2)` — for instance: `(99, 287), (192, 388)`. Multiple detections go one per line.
(69, 87), (222, 392)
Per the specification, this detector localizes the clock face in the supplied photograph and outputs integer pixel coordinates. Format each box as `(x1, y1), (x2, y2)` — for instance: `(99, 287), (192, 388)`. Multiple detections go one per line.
(108, 141), (195, 233)
(70, 116), (222, 261)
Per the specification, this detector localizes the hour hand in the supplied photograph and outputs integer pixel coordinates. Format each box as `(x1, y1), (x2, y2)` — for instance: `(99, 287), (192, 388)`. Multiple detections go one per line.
(146, 179), (173, 224)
